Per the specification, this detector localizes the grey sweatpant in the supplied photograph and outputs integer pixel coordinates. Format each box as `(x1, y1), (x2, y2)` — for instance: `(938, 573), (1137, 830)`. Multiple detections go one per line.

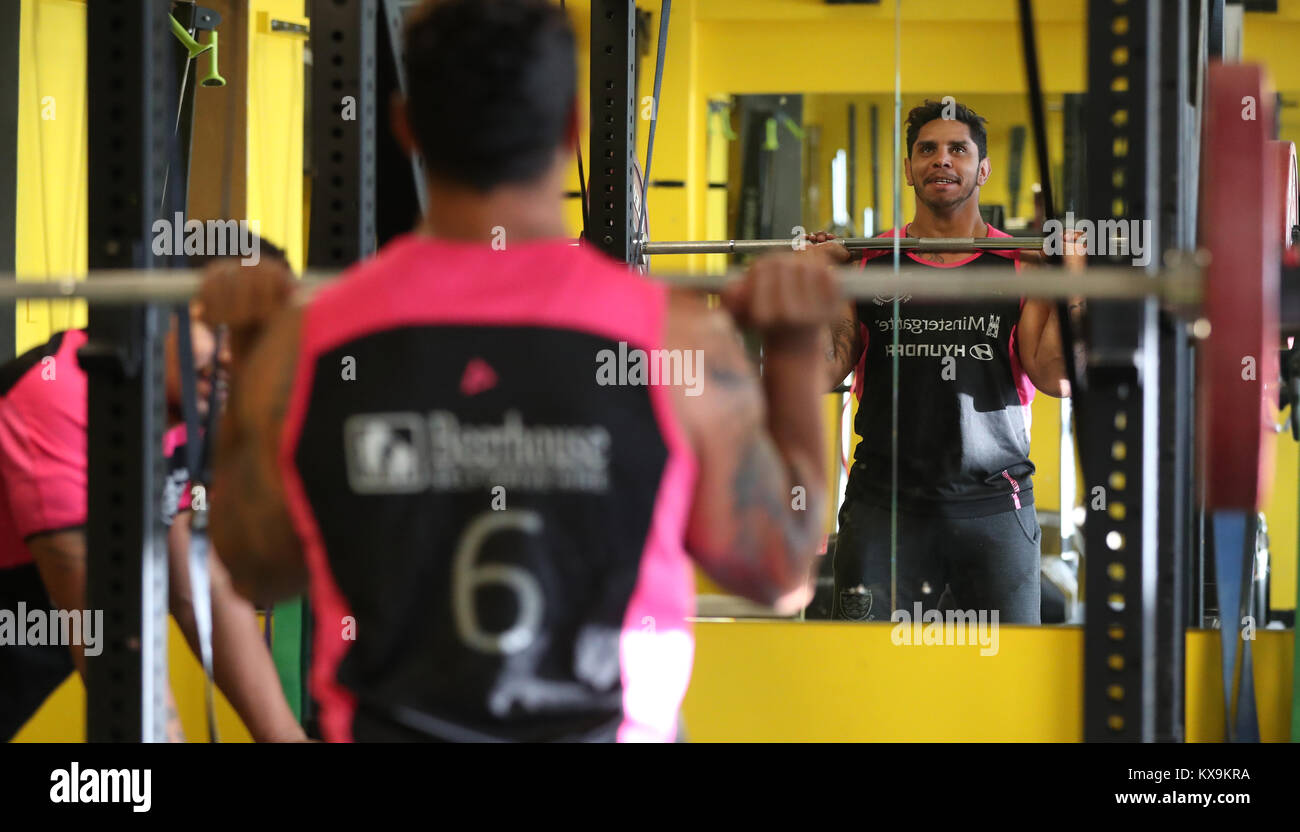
(831, 499), (1042, 624)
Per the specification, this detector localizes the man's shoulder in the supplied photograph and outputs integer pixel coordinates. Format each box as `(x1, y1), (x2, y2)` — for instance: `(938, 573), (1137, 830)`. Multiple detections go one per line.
(0, 330), (88, 407)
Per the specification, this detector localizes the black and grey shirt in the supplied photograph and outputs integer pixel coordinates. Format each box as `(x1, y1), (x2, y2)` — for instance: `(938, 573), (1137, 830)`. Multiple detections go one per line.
(846, 226), (1038, 518)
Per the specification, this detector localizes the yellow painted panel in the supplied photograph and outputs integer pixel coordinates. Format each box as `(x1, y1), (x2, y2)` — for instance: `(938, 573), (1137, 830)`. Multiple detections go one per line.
(1185, 628), (1295, 743)
(682, 622), (1294, 742)
(1264, 438), (1297, 610)
(246, 0), (305, 272)
(697, 21), (1085, 97)
(1245, 12), (1300, 611)
(12, 618), (254, 743)
(19, 621), (1291, 743)
(16, 0), (89, 352)
(694, 0), (1087, 24)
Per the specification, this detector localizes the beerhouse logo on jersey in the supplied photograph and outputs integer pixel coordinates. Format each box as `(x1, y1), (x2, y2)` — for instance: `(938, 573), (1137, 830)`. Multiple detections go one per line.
(343, 411), (612, 495)
(150, 213), (263, 265)
(595, 342), (704, 397)
(0, 604), (103, 656)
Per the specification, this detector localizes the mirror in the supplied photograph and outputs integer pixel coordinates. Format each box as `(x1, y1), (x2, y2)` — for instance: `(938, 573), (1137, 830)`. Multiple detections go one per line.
(691, 90), (1082, 631)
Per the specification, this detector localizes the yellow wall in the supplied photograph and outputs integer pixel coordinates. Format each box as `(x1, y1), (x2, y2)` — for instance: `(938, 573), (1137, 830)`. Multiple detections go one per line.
(12, 619), (254, 743)
(247, 0), (306, 272)
(1245, 4), (1300, 612)
(683, 621), (1294, 742)
(15, 0), (88, 351)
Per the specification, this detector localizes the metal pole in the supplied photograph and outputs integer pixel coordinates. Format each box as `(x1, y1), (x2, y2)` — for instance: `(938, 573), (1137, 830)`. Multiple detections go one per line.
(0, 263), (1204, 305)
(589, 0), (637, 264)
(84, 0), (174, 744)
(642, 236), (1048, 256)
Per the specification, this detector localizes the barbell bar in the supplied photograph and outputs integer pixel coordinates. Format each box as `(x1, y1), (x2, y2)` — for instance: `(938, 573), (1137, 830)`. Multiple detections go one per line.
(0, 263), (1203, 307)
(639, 236), (1049, 256)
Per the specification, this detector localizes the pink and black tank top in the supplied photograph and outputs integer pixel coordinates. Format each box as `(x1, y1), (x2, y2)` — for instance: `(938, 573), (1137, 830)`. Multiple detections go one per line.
(848, 225), (1037, 517)
(0, 330), (89, 570)
(280, 235), (697, 742)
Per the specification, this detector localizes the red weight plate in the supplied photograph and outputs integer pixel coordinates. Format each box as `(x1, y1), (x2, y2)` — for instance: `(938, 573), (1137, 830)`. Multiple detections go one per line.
(1200, 63), (1280, 510)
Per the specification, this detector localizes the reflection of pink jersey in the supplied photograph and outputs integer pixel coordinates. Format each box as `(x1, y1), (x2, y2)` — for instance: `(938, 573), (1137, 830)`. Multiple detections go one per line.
(0, 331), (193, 570)
(0, 331), (89, 569)
(281, 235), (699, 742)
(162, 424), (193, 522)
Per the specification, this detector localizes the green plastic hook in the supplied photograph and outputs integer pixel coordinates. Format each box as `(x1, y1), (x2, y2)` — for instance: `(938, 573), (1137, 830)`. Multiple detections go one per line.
(764, 117), (779, 151)
(170, 14), (207, 58)
(169, 14), (226, 88)
(200, 31), (226, 87)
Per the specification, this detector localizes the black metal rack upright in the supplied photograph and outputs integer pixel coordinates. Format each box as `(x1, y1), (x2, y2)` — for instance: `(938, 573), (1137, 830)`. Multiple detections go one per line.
(1153, 0), (1201, 743)
(0, 2), (18, 366)
(1081, 0), (1175, 738)
(83, 0), (175, 743)
(588, 0), (639, 264)
(307, 0), (378, 268)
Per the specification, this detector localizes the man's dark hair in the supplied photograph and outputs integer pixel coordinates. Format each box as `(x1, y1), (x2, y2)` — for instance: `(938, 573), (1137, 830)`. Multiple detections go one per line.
(187, 233), (289, 269)
(403, 0), (577, 191)
(905, 99), (988, 161)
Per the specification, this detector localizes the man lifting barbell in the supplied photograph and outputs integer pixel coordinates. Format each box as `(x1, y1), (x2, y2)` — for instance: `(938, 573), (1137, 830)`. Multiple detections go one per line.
(810, 99), (1084, 625)
(200, 0), (839, 743)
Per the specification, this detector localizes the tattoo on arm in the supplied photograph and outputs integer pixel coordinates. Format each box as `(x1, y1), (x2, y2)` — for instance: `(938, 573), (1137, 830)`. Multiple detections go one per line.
(829, 319), (857, 363)
(827, 316), (863, 387)
(717, 437), (822, 596)
(689, 339), (823, 602)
